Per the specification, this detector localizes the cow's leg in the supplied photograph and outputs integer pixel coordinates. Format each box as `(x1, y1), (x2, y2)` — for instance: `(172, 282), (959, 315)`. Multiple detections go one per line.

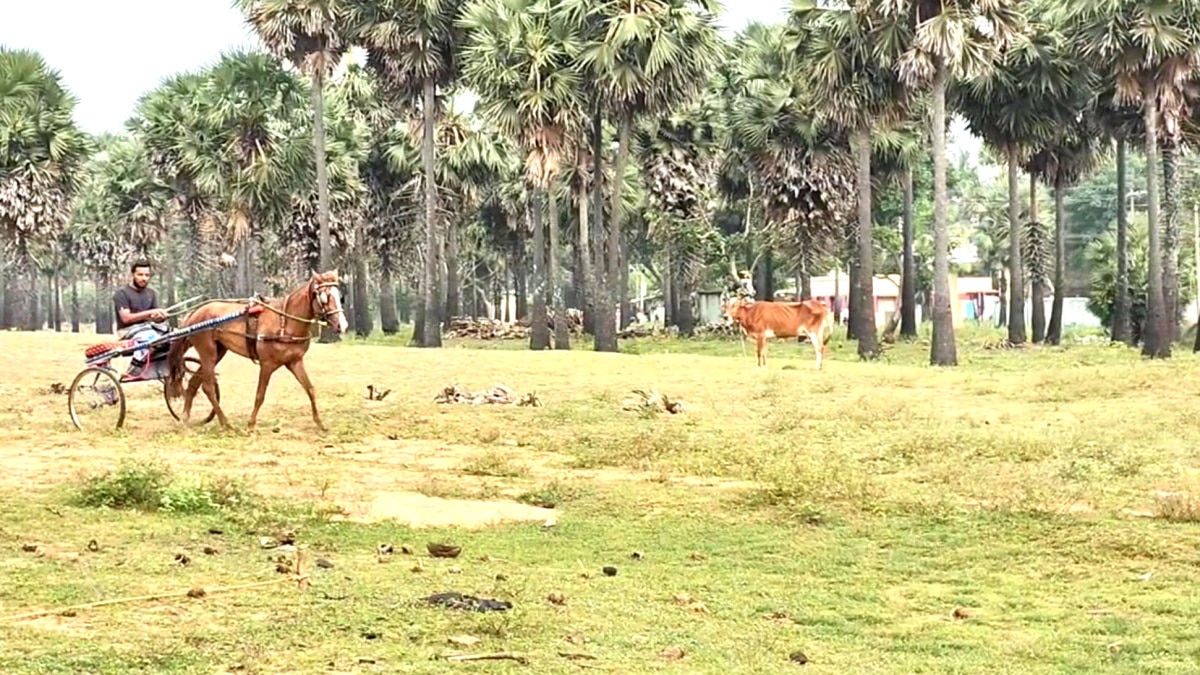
(756, 334), (768, 368)
(811, 330), (824, 370)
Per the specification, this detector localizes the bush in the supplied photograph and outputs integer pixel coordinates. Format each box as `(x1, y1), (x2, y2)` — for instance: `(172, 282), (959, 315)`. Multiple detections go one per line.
(72, 460), (253, 515)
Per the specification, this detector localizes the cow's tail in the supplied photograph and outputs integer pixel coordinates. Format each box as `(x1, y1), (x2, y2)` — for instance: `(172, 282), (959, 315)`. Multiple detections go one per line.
(820, 306), (835, 345)
(164, 337), (189, 399)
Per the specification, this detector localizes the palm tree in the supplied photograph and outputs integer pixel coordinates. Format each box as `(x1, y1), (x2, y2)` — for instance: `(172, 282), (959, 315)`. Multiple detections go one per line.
(0, 48), (90, 330)
(635, 97), (722, 336)
(952, 26), (1077, 345)
(794, 3), (911, 359)
(345, 0), (469, 348)
(234, 1), (347, 328)
(1025, 119), (1103, 344)
(461, 0), (586, 350)
(569, 0), (724, 352)
(1091, 85), (1141, 345)
(869, 115), (927, 340)
(886, 0), (1024, 365)
(1060, 0), (1200, 359)
(721, 23), (854, 309)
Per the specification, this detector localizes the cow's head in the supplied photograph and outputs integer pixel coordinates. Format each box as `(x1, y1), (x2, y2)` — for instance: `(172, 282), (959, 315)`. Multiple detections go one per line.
(722, 295), (751, 324)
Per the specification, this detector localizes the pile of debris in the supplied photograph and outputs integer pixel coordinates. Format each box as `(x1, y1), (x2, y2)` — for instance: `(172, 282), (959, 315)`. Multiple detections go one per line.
(443, 317), (530, 340)
(443, 310), (584, 340)
(621, 388), (685, 415)
(434, 383), (543, 407)
(695, 322), (742, 338)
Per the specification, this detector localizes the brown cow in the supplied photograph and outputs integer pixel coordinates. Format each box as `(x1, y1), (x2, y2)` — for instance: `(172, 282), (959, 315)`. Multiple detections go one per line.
(723, 297), (834, 369)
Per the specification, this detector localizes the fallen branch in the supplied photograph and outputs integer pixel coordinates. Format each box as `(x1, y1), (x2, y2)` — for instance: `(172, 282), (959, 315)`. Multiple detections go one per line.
(434, 383), (542, 407)
(621, 388), (685, 415)
(1, 548), (310, 622)
(443, 652), (529, 665)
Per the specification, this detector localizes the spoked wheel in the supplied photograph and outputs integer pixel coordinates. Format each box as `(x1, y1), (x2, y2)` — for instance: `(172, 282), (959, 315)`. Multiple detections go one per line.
(69, 367), (126, 431)
(163, 356), (219, 425)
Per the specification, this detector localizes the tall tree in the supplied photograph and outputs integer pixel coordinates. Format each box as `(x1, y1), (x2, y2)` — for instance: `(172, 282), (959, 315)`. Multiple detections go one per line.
(794, 2), (911, 359)
(347, 0), (469, 348)
(461, 0), (586, 350)
(236, 0), (347, 342)
(0, 48), (90, 330)
(886, 0), (1023, 365)
(1061, 0), (1200, 359)
(953, 27), (1077, 345)
(570, 0), (724, 352)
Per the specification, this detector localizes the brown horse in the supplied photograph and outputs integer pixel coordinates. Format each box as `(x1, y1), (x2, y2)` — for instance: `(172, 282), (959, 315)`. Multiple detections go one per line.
(165, 270), (348, 432)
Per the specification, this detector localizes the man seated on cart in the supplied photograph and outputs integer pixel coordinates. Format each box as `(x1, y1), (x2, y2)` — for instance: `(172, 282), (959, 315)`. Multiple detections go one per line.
(113, 259), (169, 380)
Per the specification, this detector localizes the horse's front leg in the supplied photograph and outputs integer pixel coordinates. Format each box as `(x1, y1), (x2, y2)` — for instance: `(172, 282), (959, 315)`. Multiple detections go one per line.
(285, 358), (324, 432)
(248, 362), (282, 432)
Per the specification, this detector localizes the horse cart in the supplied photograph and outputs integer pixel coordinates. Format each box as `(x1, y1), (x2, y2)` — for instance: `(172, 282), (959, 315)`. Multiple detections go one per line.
(68, 299), (257, 430)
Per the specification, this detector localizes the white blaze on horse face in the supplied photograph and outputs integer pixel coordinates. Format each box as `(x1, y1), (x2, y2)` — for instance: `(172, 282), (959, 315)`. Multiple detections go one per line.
(331, 286), (348, 333)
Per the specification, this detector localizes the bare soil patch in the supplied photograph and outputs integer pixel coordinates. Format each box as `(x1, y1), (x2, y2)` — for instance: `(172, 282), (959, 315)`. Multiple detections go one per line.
(0, 332), (756, 529)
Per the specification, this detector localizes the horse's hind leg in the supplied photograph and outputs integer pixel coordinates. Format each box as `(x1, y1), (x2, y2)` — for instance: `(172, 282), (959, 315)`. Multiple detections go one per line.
(285, 358), (325, 432)
(199, 365), (229, 429)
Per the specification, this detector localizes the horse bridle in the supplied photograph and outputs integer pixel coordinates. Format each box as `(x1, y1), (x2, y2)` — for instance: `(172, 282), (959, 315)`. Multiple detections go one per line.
(311, 280), (346, 327)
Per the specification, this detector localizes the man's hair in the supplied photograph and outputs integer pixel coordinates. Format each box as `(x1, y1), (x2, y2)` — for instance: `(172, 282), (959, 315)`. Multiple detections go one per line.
(131, 259), (152, 273)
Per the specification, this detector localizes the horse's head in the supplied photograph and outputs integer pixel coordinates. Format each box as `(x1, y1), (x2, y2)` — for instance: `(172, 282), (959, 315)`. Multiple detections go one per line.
(311, 270), (348, 333)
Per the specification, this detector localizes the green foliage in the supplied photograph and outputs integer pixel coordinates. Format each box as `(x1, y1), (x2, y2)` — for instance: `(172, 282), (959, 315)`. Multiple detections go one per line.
(72, 459), (254, 515)
(1085, 213), (1152, 338)
(0, 47), (91, 250)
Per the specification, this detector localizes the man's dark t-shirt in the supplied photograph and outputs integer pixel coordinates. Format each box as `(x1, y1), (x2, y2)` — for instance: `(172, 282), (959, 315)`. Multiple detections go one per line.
(113, 285), (158, 330)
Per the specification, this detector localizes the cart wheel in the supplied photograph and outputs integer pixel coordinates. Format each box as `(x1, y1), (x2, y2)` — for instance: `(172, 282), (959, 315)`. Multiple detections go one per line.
(69, 367), (126, 431)
(164, 356), (219, 425)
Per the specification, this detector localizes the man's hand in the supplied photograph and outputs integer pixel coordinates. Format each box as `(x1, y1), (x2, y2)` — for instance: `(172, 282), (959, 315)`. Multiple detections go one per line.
(149, 309), (168, 322)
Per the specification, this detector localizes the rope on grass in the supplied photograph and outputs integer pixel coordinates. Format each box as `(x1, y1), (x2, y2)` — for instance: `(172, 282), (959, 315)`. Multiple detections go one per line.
(1, 549), (310, 623)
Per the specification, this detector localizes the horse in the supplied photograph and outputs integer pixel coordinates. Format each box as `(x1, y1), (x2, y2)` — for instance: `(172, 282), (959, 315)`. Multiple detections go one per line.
(165, 270), (348, 432)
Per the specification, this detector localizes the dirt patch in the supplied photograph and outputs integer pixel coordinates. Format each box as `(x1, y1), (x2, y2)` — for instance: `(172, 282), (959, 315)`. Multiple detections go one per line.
(330, 491), (554, 528)
(11, 615), (91, 636)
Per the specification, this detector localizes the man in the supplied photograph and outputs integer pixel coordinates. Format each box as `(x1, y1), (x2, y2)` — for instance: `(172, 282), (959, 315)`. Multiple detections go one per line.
(113, 259), (168, 378)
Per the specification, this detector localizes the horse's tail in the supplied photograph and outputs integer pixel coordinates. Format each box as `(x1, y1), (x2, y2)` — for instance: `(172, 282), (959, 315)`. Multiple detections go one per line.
(165, 337), (189, 399)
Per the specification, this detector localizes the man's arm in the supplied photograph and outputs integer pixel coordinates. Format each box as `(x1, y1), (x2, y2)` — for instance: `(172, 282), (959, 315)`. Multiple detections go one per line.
(113, 289), (166, 325)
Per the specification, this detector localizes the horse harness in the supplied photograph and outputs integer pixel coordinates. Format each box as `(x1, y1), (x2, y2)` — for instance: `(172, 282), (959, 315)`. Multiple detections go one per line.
(234, 280), (345, 364)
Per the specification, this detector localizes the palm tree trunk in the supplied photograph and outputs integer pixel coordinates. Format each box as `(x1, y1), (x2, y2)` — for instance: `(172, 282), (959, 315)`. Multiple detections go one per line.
(620, 235), (633, 329)
(1046, 176), (1067, 345)
(52, 268), (62, 332)
(846, 258), (858, 340)
(445, 220), (461, 323)
(550, 188), (570, 349)
(577, 163), (594, 335)
(1141, 90), (1170, 358)
(853, 128), (879, 359)
(530, 192), (550, 350)
(70, 272), (80, 333)
(411, 250), (426, 345)
(380, 258), (398, 335)
(419, 77), (442, 348)
(590, 103), (613, 348)
(1112, 135), (1132, 345)
(596, 113), (630, 351)
(1162, 135), (1181, 342)
(513, 231), (528, 320)
(1030, 175), (1046, 343)
(11, 252), (37, 331)
(353, 227), (371, 338)
(929, 59), (957, 366)
(901, 165), (918, 339)
(1006, 145), (1026, 345)
(313, 69), (338, 345)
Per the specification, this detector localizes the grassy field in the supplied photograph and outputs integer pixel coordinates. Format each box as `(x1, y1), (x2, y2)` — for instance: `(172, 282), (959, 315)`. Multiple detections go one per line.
(3, 325), (1200, 674)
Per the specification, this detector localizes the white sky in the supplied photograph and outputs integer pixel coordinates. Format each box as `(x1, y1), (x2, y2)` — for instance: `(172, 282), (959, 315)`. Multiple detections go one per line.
(1, 0), (981, 168)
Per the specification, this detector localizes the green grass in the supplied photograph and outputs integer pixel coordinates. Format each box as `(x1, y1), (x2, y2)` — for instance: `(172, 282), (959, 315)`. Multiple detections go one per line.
(3, 326), (1200, 673)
